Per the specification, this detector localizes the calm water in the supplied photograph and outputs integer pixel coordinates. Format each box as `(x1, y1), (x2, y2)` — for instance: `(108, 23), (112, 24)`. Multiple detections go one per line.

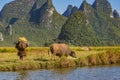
(0, 65), (120, 80)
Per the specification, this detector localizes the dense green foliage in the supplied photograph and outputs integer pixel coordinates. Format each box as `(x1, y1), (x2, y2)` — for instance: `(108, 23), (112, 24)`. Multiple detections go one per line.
(59, 11), (100, 46)
(58, 0), (120, 46)
(0, 0), (66, 46)
(0, 0), (120, 46)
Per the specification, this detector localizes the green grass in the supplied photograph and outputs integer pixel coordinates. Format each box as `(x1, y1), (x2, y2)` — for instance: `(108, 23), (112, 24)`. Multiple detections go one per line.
(0, 46), (120, 71)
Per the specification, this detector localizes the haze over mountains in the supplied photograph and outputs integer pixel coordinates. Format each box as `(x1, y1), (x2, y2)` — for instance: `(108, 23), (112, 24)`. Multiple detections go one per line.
(0, 0), (120, 46)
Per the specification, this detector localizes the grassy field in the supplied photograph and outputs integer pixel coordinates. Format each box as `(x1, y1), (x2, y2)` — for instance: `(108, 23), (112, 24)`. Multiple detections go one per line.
(0, 46), (120, 71)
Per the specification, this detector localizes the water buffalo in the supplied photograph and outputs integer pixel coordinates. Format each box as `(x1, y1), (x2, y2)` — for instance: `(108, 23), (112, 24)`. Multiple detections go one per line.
(49, 43), (76, 58)
(15, 40), (29, 60)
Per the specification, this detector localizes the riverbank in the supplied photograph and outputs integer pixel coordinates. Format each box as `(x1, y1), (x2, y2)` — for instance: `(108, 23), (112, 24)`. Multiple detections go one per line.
(0, 47), (120, 71)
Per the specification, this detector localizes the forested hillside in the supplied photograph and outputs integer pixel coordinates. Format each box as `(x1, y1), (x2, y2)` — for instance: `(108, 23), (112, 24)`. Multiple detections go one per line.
(58, 0), (120, 46)
(0, 0), (120, 46)
(0, 0), (66, 46)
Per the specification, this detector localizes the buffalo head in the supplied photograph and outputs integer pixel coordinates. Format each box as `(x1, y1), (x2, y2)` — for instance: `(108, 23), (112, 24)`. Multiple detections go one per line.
(70, 51), (77, 58)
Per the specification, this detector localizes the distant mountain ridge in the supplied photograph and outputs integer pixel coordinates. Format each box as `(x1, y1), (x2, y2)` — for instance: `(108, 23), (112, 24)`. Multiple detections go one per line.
(59, 0), (120, 46)
(0, 0), (66, 46)
(62, 5), (78, 17)
(0, 0), (120, 46)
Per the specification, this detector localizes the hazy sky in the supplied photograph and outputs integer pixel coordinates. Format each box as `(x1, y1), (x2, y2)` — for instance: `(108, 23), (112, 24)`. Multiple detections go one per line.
(0, 0), (120, 14)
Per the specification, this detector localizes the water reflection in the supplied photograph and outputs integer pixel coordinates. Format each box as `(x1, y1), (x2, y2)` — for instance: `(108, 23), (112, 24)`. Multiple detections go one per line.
(16, 71), (30, 80)
(0, 65), (120, 80)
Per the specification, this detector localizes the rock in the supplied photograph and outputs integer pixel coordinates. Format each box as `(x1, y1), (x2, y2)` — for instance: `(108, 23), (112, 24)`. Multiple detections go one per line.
(113, 9), (119, 19)
(0, 32), (3, 41)
(81, 47), (91, 51)
(6, 24), (12, 35)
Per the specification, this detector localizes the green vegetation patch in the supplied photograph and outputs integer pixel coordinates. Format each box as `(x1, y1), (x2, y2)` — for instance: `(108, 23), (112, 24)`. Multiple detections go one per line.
(0, 47), (120, 71)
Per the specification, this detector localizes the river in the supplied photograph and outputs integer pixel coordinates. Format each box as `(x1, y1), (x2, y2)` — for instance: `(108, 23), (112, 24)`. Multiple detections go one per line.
(0, 65), (120, 80)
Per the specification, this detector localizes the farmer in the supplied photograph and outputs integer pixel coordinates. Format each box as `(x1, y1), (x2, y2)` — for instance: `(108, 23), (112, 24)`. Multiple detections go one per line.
(15, 37), (29, 60)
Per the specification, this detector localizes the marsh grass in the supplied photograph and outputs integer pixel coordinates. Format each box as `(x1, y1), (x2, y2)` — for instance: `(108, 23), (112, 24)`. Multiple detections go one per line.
(0, 46), (120, 71)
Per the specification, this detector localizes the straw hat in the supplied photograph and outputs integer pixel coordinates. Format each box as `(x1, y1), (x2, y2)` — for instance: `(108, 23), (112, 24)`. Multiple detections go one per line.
(18, 37), (27, 42)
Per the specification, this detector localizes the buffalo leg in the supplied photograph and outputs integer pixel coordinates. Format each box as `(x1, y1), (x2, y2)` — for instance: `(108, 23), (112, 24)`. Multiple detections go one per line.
(20, 56), (23, 60)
